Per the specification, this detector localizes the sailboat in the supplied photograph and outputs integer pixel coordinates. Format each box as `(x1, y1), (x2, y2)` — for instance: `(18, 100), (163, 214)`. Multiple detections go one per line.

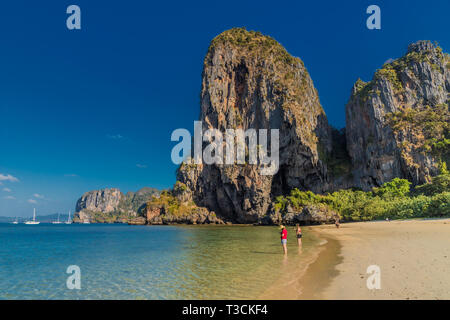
(65, 210), (72, 224)
(24, 208), (40, 225)
(12, 217), (19, 224)
(52, 213), (62, 224)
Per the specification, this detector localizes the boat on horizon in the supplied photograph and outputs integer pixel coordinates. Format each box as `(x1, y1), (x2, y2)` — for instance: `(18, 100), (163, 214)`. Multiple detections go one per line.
(52, 213), (62, 224)
(24, 209), (40, 225)
(65, 210), (72, 224)
(12, 217), (19, 224)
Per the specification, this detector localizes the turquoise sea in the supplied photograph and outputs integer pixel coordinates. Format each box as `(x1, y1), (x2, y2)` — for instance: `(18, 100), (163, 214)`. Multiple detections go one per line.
(0, 223), (318, 299)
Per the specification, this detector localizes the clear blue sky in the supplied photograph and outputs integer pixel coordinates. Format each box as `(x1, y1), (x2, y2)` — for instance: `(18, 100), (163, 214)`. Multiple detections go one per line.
(0, 0), (449, 217)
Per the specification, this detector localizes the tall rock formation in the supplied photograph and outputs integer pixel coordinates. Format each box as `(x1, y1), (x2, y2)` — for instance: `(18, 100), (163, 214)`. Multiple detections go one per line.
(74, 36), (448, 225)
(177, 28), (333, 223)
(346, 41), (449, 189)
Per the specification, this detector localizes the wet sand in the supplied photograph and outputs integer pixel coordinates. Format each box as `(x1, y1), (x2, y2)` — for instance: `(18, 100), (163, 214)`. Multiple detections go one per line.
(263, 218), (450, 300)
(258, 230), (328, 299)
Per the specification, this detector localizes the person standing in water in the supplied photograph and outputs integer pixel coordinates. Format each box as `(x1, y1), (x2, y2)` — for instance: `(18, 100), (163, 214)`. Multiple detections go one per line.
(280, 225), (288, 255)
(295, 224), (302, 246)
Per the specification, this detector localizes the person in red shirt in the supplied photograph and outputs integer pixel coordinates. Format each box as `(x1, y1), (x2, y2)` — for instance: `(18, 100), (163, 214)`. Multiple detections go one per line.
(280, 225), (288, 255)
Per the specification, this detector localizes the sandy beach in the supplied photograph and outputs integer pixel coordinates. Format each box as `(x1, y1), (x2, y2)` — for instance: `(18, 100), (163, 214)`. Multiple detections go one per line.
(263, 218), (450, 300)
(308, 218), (450, 299)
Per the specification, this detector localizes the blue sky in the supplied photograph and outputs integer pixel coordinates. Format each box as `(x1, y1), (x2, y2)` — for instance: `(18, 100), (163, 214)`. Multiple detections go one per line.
(0, 0), (449, 217)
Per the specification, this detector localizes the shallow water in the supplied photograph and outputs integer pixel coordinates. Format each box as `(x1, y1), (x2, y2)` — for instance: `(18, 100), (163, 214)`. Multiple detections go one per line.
(0, 223), (319, 299)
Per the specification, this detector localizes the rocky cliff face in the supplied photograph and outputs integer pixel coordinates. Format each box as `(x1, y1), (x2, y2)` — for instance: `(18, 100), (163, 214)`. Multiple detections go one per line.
(74, 187), (160, 223)
(346, 41), (449, 190)
(75, 35), (448, 226)
(177, 28), (333, 223)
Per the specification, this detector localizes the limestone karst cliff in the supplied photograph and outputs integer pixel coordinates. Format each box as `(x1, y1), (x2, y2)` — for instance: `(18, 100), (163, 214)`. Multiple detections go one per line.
(73, 187), (160, 223)
(177, 28), (334, 223)
(75, 31), (449, 225)
(176, 33), (449, 223)
(141, 188), (224, 225)
(346, 40), (449, 190)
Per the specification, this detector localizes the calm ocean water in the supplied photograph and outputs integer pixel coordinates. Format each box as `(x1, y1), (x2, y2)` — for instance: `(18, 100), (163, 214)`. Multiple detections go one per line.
(0, 223), (318, 299)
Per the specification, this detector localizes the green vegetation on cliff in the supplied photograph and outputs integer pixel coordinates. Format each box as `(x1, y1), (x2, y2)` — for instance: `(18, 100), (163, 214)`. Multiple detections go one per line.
(209, 27), (300, 65)
(119, 187), (160, 214)
(275, 166), (450, 222)
(146, 190), (200, 217)
(393, 42), (446, 71)
(143, 189), (220, 224)
(386, 104), (450, 163)
(353, 41), (446, 102)
(352, 62), (404, 103)
(79, 210), (131, 224)
(374, 64), (403, 92)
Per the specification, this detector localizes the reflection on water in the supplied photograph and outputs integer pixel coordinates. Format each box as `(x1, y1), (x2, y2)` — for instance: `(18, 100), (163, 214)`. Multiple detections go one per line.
(0, 224), (319, 299)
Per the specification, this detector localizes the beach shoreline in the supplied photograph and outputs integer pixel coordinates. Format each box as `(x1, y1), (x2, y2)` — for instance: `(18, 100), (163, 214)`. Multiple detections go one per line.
(273, 218), (450, 300)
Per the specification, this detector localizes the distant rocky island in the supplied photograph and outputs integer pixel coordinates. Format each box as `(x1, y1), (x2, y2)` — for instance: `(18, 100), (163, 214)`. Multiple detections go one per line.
(74, 28), (449, 225)
(74, 187), (160, 223)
